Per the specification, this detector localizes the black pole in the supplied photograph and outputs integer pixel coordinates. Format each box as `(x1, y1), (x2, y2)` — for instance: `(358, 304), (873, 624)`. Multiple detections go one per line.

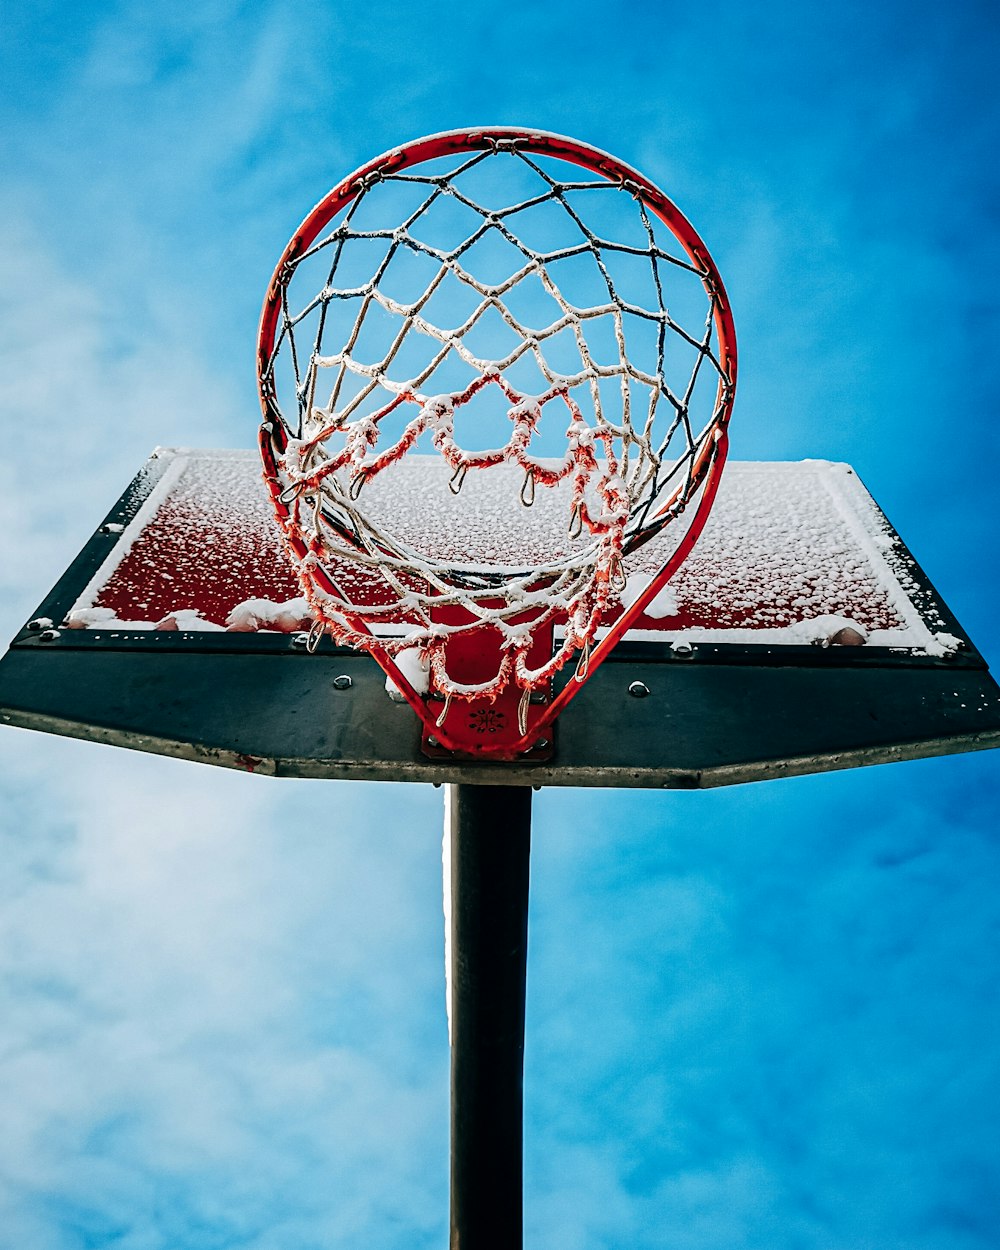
(447, 783), (532, 1250)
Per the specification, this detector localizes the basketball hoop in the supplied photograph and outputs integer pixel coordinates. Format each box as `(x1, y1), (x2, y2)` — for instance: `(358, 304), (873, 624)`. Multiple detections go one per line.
(257, 128), (737, 758)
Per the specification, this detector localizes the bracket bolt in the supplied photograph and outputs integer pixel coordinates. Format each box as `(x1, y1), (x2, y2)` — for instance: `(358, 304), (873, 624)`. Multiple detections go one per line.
(628, 680), (650, 698)
(332, 674), (352, 690)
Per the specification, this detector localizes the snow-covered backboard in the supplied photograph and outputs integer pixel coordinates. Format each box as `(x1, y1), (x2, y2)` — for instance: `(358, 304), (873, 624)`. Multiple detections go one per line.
(2, 449), (998, 786)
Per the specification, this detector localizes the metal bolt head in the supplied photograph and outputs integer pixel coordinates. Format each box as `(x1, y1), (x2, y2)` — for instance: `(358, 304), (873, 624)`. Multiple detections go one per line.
(27, 617), (53, 631)
(38, 628), (61, 643)
(628, 680), (650, 698)
(291, 632), (310, 648)
(828, 626), (866, 648)
(332, 674), (352, 690)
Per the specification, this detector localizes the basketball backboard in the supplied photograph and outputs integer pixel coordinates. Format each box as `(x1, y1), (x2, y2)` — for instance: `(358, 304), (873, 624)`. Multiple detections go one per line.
(2, 446), (997, 787)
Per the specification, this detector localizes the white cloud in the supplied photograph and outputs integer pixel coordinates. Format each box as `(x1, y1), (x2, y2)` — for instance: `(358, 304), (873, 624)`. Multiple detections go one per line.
(1, 3), (998, 1246)
(0, 737), (449, 1248)
(0, 212), (245, 637)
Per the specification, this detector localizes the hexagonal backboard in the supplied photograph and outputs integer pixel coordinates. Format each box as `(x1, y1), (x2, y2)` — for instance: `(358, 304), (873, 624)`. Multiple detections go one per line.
(2, 448), (998, 786)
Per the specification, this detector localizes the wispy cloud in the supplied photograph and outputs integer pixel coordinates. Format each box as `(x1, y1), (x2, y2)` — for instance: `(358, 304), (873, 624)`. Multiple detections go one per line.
(0, 738), (449, 1248)
(0, 216), (246, 642)
(524, 773), (1000, 1247)
(1, 1), (999, 1246)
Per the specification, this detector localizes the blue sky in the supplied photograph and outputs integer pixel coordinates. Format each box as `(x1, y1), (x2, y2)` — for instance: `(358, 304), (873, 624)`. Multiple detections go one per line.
(2, 2), (999, 1247)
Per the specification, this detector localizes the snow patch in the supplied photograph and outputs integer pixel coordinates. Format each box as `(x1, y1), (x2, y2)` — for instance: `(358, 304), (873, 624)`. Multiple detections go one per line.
(786, 614), (869, 647)
(63, 606), (224, 632)
(620, 572), (679, 619)
(225, 597), (312, 633)
(385, 647), (430, 700)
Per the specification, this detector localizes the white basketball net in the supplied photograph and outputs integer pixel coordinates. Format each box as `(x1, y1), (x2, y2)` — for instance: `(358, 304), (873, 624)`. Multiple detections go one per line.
(260, 135), (734, 704)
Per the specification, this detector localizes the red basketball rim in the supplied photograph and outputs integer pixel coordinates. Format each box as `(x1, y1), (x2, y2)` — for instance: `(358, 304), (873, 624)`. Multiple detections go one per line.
(257, 127), (737, 758)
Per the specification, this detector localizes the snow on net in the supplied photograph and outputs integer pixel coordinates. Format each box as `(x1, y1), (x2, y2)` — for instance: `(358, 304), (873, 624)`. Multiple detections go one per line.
(257, 134), (736, 701)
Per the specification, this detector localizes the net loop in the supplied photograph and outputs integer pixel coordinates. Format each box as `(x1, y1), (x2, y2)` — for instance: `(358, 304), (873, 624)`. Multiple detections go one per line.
(435, 692), (452, 729)
(485, 134), (526, 153)
(574, 637), (592, 683)
(306, 616), (325, 654)
(355, 167), (386, 193)
(279, 479), (306, 505)
(517, 688), (531, 737)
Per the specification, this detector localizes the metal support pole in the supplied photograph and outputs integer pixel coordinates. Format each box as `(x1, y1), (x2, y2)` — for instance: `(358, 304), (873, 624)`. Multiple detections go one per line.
(446, 783), (532, 1250)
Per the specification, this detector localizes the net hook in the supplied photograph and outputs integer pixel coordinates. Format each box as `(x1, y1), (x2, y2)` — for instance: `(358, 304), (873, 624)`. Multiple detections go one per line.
(279, 480), (307, 505)
(517, 687), (531, 736)
(306, 617), (325, 654)
(435, 692), (452, 728)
